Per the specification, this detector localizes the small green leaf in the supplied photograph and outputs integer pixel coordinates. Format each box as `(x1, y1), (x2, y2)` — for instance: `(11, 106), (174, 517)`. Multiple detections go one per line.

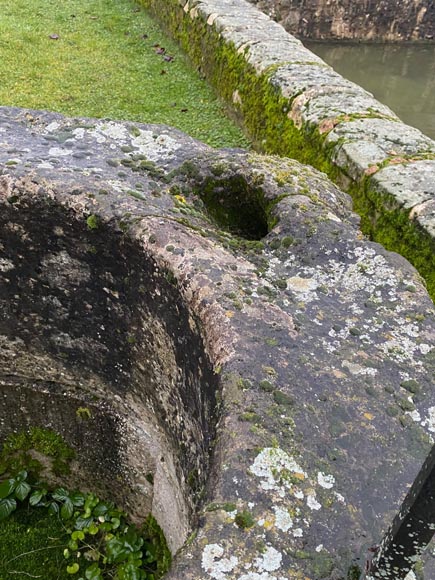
(93, 502), (109, 517)
(61, 498), (74, 520)
(70, 492), (85, 507)
(67, 563), (80, 574)
(111, 516), (120, 530)
(85, 563), (103, 580)
(88, 523), (99, 535)
(68, 540), (79, 551)
(15, 470), (28, 482)
(71, 530), (85, 541)
(75, 515), (94, 530)
(106, 536), (129, 563)
(118, 561), (144, 580)
(99, 522), (112, 532)
(64, 548), (71, 559)
(0, 479), (15, 499)
(15, 481), (31, 501)
(53, 487), (70, 502)
(29, 489), (45, 506)
(48, 501), (60, 516)
(0, 497), (17, 520)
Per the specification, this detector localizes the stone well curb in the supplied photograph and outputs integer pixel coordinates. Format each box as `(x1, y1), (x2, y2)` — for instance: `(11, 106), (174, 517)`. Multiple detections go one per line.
(2, 107), (435, 578)
(140, 0), (435, 300)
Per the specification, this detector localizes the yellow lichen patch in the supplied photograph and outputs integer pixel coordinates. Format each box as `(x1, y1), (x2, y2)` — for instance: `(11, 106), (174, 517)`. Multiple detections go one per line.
(225, 310), (234, 318)
(364, 412), (374, 420)
(292, 472), (306, 481)
(286, 276), (317, 293)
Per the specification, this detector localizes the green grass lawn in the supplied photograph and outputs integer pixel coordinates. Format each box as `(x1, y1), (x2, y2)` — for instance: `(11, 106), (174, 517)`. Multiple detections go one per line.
(0, 508), (70, 580)
(0, 0), (249, 148)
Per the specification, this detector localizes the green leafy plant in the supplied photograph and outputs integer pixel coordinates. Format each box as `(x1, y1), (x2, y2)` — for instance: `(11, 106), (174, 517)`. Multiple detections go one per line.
(0, 470), (171, 580)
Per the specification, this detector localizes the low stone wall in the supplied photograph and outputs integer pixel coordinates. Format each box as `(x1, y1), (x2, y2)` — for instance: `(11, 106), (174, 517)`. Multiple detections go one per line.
(140, 0), (435, 302)
(1, 107), (435, 578)
(246, 0), (435, 42)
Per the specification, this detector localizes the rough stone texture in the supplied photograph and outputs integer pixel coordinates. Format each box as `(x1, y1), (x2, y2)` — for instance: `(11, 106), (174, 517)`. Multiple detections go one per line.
(141, 0), (435, 300)
(246, 0), (435, 42)
(1, 107), (435, 578)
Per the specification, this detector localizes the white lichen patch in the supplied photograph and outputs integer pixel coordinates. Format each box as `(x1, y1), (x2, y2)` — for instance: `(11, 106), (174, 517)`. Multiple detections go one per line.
(407, 410), (422, 422)
(201, 543), (286, 580)
(238, 574), (283, 580)
(37, 160), (54, 169)
(72, 127), (86, 140)
(201, 544), (238, 580)
(325, 211), (342, 223)
(420, 343), (433, 355)
(249, 447), (307, 497)
(342, 360), (377, 376)
(286, 276), (318, 302)
(132, 131), (183, 161)
(94, 121), (129, 143)
(317, 472), (335, 489)
(45, 121), (60, 133)
(306, 493), (321, 510)
(254, 547), (282, 572)
(421, 406), (435, 433)
(273, 506), (293, 532)
(48, 147), (73, 157)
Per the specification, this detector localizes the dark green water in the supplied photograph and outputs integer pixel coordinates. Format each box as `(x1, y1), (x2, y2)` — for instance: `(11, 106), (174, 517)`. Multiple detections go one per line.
(305, 42), (435, 140)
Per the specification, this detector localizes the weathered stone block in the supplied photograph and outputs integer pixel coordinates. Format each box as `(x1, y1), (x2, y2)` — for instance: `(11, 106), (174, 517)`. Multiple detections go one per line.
(1, 107), (435, 578)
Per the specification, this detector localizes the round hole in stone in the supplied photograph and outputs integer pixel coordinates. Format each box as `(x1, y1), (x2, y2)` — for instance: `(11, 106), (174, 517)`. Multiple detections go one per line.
(199, 173), (270, 240)
(0, 197), (219, 558)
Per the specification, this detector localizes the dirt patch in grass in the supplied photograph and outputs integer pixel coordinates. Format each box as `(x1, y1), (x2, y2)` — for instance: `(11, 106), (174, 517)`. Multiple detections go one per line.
(0, 0), (249, 148)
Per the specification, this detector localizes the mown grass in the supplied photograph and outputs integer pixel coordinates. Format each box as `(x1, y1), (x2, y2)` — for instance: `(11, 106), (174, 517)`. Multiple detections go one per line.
(0, 0), (250, 148)
(0, 508), (70, 579)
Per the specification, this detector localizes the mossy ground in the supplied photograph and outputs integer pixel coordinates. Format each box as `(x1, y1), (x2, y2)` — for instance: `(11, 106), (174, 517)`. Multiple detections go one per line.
(0, 508), (70, 579)
(0, 0), (249, 148)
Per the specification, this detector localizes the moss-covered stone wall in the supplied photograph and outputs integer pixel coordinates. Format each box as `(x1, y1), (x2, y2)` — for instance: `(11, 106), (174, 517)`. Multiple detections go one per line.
(139, 0), (435, 300)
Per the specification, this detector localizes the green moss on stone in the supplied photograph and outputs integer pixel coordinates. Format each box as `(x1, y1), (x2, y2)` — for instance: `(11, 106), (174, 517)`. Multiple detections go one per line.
(0, 427), (75, 477)
(86, 214), (100, 230)
(235, 509), (255, 529)
(273, 390), (295, 408)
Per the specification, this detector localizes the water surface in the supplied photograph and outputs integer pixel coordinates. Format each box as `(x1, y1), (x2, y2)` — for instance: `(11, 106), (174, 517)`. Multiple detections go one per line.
(305, 42), (435, 140)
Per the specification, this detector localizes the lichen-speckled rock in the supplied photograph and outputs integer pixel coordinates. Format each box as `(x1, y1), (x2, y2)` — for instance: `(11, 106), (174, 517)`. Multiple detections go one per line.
(1, 106), (435, 578)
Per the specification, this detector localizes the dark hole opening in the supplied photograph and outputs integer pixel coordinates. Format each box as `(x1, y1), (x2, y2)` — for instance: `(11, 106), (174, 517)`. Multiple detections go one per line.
(200, 174), (269, 240)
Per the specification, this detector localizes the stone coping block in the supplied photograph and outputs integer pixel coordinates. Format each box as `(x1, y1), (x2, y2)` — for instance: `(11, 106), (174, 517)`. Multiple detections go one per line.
(139, 0), (435, 300)
(1, 107), (435, 578)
